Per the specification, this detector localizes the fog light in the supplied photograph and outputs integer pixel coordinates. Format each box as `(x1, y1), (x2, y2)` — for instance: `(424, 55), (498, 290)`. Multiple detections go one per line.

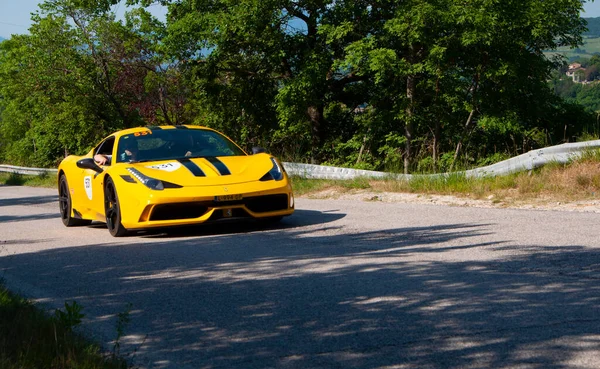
(290, 194), (294, 208)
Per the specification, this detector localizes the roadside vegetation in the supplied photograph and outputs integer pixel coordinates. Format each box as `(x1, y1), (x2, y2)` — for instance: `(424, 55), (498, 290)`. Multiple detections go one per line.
(0, 172), (56, 187)
(291, 149), (600, 206)
(0, 281), (128, 369)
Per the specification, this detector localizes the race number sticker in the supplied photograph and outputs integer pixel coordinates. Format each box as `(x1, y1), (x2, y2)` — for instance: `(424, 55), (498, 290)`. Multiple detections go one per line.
(146, 162), (181, 172)
(84, 176), (93, 200)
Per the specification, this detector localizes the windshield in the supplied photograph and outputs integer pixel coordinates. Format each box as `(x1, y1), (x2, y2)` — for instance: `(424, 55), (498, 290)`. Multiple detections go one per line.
(115, 128), (246, 163)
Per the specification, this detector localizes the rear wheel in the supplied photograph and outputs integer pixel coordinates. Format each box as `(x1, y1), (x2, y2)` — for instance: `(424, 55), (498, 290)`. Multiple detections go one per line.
(58, 175), (92, 227)
(104, 177), (128, 237)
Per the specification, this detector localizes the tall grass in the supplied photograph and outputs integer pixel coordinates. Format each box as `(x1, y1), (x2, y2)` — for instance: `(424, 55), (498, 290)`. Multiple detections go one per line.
(0, 172), (56, 187)
(0, 281), (128, 369)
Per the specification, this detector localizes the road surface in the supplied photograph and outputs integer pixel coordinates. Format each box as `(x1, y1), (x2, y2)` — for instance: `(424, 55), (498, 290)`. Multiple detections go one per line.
(1, 185), (599, 369)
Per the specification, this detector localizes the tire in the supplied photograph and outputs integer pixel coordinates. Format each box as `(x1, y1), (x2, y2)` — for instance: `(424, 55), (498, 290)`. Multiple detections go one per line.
(58, 175), (92, 227)
(104, 177), (128, 237)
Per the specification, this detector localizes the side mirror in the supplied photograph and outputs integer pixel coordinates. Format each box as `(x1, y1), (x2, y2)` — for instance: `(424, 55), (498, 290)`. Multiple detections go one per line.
(252, 146), (266, 155)
(76, 158), (103, 174)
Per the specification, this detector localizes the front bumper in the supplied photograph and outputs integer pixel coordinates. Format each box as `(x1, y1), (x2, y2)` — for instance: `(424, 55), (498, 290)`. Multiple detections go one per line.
(116, 178), (294, 230)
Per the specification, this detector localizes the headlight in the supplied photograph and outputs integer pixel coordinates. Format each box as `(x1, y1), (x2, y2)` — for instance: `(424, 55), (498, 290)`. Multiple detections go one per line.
(127, 168), (164, 190)
(260, 157), (284, 181)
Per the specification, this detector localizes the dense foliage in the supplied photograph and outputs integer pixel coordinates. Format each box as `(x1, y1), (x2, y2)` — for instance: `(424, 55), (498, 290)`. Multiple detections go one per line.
(0, 0), (596, 172)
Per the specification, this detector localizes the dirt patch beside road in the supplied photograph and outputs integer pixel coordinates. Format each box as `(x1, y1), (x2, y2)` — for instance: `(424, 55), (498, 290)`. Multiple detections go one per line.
(301, 188), (600, 213)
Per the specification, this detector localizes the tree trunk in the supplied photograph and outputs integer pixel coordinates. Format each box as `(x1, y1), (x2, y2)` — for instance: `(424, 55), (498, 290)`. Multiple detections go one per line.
(356, 135), (368, 165)
(158, 86), (172, 125)
(307, 105), (324, 164)
(404, 73), (416, 174)
(433, 120), (440, 172)
(450, 71), (480, 172)
(450, 109), (475, 172)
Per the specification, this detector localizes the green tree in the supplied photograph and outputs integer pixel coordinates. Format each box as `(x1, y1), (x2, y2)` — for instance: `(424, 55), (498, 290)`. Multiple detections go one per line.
(341, 0), (587, 172)
(162, 0), (386, 162)
(0, 17), (104, 166)
(0, 0), (187, 166)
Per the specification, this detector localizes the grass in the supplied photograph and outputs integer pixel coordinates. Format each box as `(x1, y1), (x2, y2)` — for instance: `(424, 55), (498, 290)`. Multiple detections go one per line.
(0, 281), (128, 369)
(0, 171), (56, 187)
(544, 35), (600, 60)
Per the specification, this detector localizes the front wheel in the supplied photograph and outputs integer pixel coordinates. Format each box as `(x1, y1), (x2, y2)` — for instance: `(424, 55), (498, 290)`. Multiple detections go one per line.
(58, 175), (92, 227)
(104, 177), (128, 237)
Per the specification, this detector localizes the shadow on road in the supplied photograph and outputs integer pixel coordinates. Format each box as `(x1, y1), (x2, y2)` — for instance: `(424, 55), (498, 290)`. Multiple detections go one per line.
(1, 219), (599, 369)
(0, 213), (60, 223)
(0, 195), (57, 208)
(83, 208), (347, 239)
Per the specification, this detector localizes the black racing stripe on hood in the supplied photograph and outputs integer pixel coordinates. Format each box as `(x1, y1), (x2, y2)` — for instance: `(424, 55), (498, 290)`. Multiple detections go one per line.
(175, 125), (188, 129)
(178, 158), (206, 177)
(206, 157), (231, 175)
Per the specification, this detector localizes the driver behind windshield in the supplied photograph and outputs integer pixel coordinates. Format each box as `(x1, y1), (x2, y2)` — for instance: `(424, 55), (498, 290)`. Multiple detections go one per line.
(118, 137), (139, 163)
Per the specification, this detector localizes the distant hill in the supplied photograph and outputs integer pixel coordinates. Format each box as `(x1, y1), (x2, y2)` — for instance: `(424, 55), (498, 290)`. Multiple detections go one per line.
(584, 17), (600, 37)
(544, 18), (600, 61)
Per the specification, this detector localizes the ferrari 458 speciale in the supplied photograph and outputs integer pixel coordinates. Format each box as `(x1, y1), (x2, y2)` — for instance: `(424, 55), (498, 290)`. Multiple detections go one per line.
(57, 125), (294, 236)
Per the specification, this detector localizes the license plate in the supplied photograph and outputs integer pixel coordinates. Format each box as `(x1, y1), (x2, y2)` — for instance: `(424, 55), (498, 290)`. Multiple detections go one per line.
(214, 194), (242, 202)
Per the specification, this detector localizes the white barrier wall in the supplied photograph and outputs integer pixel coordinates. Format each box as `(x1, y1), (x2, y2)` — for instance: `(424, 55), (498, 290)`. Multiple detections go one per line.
(0, 164), (58, 176)
(282, 139), (600, 180)
(3, 139), (600, 179)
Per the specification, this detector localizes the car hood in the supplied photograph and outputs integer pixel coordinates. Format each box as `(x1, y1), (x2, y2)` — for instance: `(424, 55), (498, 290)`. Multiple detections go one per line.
(123, 154), (276, 186)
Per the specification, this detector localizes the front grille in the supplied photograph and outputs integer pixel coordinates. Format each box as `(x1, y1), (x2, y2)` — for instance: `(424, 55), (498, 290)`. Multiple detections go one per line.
(207, 208), (250, 221)
(244, 194), (288, 213)
(147, 193), (289, 221)
(150, 203), (209, 221)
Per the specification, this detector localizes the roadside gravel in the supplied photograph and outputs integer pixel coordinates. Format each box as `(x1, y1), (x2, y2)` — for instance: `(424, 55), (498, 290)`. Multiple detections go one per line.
(302, 188), (600, 213)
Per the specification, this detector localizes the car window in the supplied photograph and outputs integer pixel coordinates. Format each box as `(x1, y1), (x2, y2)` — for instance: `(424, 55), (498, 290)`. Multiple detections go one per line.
(116, 129), (246, 162)
(116, 135), (141, 163)
(193, 131), (243, 157)
(94, 136), (115, 164)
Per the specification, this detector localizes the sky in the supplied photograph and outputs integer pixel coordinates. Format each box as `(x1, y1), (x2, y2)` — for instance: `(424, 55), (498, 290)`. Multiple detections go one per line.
(1, 0), (600, 39)
(0, 0), (167, 39)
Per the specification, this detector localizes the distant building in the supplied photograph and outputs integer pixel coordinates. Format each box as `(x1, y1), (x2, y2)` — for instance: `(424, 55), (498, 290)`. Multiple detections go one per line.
(566, 62), (586, 83)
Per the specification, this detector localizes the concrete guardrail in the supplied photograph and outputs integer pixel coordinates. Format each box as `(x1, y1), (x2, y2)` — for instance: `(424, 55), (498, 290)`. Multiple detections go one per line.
(0, 164), (58, 176)
(2, 139), (600, 180)
(284, 139), (600, 179)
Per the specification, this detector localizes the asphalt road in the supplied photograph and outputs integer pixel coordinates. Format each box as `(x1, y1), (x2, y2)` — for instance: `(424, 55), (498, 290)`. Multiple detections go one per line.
(1, 185), (600, 369)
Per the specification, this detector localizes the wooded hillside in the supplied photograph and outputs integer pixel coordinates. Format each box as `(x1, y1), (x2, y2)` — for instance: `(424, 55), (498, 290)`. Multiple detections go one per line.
(584, 17), (600, 36)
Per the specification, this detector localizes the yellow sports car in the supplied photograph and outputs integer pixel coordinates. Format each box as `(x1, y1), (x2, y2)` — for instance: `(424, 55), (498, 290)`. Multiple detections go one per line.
(57, 125), (294, 236)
